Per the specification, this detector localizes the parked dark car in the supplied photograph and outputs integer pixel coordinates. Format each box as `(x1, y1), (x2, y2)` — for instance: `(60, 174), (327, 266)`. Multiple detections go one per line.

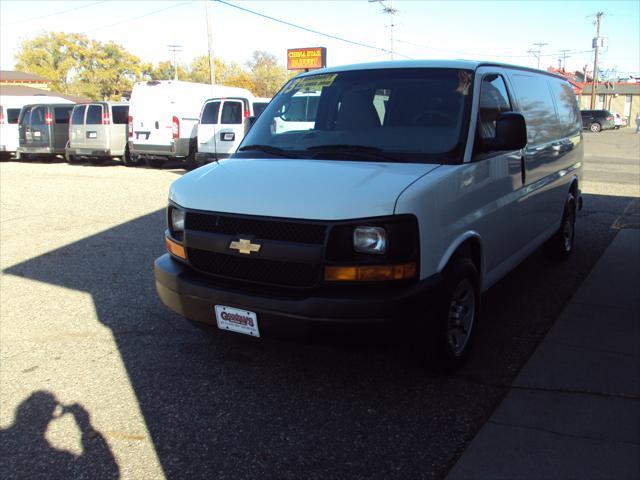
(580, 109), (615, 133)
(17, 103), (74, 160)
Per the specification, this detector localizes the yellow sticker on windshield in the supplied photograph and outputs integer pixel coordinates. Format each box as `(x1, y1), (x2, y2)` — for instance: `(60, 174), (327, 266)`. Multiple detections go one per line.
(283, 74), (338, 94)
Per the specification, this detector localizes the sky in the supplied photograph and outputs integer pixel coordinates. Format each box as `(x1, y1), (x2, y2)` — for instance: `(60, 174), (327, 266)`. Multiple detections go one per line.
(1, 0), (639, 78)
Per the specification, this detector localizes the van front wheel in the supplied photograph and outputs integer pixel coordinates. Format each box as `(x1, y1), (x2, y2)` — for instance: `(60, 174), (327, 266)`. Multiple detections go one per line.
(428, 257), (480, 371)
(544, 193), (576, 260)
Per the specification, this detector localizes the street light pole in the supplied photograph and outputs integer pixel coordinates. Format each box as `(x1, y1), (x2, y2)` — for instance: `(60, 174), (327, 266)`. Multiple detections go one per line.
(167, 44), (182, 81)
(206, 0), (215, 85)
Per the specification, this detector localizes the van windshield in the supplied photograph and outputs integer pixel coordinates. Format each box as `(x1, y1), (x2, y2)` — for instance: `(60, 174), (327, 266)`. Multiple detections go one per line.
(237, 68), (473, 164)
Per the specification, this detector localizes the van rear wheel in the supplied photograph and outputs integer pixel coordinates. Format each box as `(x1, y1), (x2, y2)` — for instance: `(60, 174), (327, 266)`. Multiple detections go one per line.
(183, 138), (198, 171)
(544, 192), (576, 260)
(122, 145), (135, 167)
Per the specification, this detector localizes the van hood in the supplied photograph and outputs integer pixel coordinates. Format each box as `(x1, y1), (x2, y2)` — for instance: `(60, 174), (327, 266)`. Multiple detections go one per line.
(169, 157), (440, 220)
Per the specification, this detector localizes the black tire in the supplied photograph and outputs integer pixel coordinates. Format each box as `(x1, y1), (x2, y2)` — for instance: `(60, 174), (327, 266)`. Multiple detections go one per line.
(544, 192), (576, 260)
(121, 145), (135, 167)
(589, 122), (602, 133)
(183, 138), (198, 171)
(65, 152), (82, 164)
(145, 157), (164, 169)
(428, 257), (480, 371)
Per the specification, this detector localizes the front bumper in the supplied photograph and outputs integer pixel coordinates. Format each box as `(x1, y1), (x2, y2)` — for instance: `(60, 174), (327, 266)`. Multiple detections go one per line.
(155, 253), (440, 335)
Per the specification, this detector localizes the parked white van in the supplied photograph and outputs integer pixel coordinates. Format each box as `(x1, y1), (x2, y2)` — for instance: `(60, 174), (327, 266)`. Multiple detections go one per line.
(196, 95), (271, 165)
(155, 61), (583, 369)
(128, 80), (253, 169)
(66, 102), (131, 165)
(0, 95), (72, 159)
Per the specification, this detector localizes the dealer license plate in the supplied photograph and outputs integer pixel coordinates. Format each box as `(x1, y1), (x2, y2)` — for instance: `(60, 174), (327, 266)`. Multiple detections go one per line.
(215, 305), (260, 337)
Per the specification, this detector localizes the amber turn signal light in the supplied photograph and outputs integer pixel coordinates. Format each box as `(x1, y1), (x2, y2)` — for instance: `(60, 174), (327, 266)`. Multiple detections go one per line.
(166, 236), (187, 260)
(324, 262), (417, 282)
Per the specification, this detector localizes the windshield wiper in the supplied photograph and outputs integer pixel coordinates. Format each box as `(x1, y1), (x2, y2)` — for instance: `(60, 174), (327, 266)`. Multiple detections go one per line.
(306, 144), (401, 162)
(237, 144), (294, 158)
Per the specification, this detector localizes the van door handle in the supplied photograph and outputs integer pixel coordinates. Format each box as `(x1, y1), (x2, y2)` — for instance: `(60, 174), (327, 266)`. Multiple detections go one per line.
(520, 156), (526, 185)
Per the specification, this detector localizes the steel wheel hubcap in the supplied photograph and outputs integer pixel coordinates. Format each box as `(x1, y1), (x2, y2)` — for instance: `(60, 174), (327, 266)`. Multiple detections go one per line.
(446, 279), (475, 356)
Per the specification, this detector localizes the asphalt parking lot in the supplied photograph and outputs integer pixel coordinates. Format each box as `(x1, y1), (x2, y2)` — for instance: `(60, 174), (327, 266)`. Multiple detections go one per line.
(1, 129), (638, 480)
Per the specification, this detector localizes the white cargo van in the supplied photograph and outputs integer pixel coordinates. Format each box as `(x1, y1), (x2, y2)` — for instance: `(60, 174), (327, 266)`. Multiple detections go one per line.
(0, 95), (72, 159)
(66, 102), (131, 165)
(155, 61), (584, 369)
(128, 80), (253, 169)
(196, 95), (271, 165)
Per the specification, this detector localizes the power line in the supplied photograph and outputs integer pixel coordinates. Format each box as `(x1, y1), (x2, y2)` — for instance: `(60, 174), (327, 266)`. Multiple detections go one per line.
(5, 1), (108, 26)
(214, 0), (412, 59)
(82, 1), (195, 34)
(395, 39), (591, 60)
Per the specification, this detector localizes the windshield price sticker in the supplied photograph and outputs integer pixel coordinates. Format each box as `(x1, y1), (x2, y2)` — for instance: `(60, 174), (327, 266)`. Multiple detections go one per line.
(283, 74), (338, 94)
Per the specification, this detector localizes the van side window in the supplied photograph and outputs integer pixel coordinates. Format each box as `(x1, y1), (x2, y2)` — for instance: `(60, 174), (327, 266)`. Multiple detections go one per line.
(7, 108), (20, 124)
(510, 74), (559, 144)
(549, 80), (581, 137)
(111, 106), (129, 124)
(54, 106), (73, 124)
(477, 75), (512, 141)
(30, 107), (46, 126)
(221, 101), (242, 124)
(252, 102), (268, 117)
(86, 105), (102, 125)
(201, 102), (220, 124)
(71, 105), (87, 125)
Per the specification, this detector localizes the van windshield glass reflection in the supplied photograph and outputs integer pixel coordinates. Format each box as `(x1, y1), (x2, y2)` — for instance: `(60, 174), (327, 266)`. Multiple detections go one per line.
(238, 68), (473, 164)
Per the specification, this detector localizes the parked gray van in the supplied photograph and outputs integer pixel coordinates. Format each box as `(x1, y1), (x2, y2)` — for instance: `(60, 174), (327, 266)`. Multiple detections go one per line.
(17, 103), (74, 160)
(66, 102), (133, 165)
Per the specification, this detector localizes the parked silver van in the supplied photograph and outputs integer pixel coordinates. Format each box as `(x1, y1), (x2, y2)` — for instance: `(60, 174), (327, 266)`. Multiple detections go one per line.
(17, 103), (74, 160)
(155, 61), (583, 369)
(66, 102), (132, 165)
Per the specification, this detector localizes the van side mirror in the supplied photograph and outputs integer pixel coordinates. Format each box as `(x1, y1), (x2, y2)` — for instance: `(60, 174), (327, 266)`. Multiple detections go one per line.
(483, 112), (527, 151)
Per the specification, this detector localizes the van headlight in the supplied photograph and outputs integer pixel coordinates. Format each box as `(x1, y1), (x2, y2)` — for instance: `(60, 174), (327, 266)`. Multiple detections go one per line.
(171, 208), (185, 232)
(353, 226), (386, 254)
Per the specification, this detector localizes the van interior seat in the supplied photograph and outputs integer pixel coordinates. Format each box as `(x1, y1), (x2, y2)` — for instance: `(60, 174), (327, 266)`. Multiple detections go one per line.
(334, 90), (381, 130)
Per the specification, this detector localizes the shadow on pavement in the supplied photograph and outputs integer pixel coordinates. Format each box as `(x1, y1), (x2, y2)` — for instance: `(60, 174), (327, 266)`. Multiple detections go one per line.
(0, 391), (119, 480)
(3, 193), (636, 479)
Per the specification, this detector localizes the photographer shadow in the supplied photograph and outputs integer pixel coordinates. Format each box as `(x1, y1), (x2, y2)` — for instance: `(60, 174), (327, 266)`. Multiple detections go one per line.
(0, 391), (119, 480)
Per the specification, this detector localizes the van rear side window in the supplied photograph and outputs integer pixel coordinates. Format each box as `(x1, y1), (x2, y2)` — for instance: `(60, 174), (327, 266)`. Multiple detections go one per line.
(54, 106), (73, 124)
(7, 108), (20, 124)
(71, 105), (86, 125)
(86, 105), (102, 125)
(510, 74), (559, 144)
(111, 106), (129, 124)
(19, 107), (32, 125)
(201, 102), (220, 124)
(30, 107), (46, 126)
(221, 102), (242, 124)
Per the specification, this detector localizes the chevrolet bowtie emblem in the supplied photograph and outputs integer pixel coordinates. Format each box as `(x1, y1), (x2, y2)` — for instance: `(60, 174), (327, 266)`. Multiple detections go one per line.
(229, 238), (261, 255)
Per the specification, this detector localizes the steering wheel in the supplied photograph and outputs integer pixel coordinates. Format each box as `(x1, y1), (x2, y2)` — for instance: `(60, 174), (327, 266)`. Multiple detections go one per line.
(412, 110), (456, 125)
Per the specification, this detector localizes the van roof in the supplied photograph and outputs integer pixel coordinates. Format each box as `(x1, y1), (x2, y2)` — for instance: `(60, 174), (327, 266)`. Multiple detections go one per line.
(295, 59), (567, 81)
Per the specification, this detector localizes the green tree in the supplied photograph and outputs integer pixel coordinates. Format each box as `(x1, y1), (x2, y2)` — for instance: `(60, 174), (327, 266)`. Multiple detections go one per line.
(246, 50), (292, 97)
(15, 32), (89, 92)
(75, 40), (145, 100)
(187, 56), (255, 92)
(15, 32), (147, 100)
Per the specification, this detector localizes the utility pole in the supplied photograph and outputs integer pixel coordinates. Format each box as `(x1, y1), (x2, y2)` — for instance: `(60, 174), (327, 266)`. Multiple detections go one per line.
(527, 42), (548, 70)
(590, 11), (604, 109)
(168, 44), (182, 81)
(559, 49), (571, 70)
(205, 0), (215, 85)
(369, 0), (398, 60)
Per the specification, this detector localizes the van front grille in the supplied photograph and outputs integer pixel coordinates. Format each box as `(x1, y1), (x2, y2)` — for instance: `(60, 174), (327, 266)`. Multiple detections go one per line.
(187, 248), (319, 287)
(186, 213), (327, 245)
